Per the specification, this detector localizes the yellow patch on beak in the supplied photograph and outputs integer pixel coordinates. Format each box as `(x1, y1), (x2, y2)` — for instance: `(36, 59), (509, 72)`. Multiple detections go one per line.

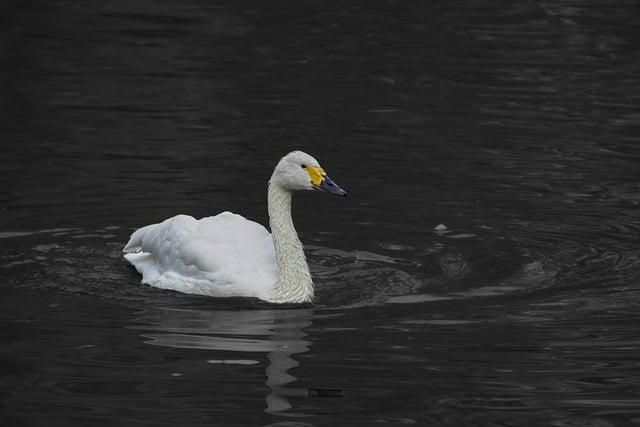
(306, 166), (326, 186)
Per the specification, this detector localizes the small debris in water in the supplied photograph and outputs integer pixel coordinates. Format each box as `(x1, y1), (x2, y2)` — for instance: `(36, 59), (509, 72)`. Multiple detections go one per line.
(207, 359), (259, 365)
(433, 224), (450, 235)
(308, 388), (343, 398)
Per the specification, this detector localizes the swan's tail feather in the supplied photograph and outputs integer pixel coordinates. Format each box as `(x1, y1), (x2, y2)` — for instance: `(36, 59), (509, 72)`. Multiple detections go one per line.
(123, 223), (157, 253)
(123, 224), (162, 284)
(124, 251), (157, 283)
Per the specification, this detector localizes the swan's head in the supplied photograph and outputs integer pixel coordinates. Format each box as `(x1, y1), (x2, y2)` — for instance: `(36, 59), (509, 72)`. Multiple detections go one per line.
(271, 151), (347, 196)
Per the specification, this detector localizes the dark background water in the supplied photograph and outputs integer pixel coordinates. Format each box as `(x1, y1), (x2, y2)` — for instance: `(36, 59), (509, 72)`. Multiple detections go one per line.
(2, 0), (640, 425)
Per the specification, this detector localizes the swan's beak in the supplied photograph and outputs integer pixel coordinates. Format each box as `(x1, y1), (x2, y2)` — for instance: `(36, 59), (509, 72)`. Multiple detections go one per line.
(307, 166), (347, 197)
(317, 175), (347, 196)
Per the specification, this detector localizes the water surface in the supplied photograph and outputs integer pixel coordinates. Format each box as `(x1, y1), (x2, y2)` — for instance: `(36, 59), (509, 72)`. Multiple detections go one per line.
(1, 0), (640, 425)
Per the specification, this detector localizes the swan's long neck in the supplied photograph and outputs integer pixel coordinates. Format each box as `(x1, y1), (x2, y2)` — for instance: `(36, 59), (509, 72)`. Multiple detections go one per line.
(267, 181), (314, 303)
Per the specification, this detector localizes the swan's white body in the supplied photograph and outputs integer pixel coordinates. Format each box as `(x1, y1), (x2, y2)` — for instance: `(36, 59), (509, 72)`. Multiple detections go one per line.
(123, 212), (279, 300)
(123, 151), (346, 304)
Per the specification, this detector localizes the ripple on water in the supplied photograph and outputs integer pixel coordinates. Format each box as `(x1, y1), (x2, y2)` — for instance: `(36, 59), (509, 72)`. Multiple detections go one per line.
(1, 224), (572, 310)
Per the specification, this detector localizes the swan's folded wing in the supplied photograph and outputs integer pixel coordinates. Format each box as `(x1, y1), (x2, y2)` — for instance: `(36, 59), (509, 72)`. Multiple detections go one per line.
(123, 213), (277, 297)
(194, 212), (277, 285)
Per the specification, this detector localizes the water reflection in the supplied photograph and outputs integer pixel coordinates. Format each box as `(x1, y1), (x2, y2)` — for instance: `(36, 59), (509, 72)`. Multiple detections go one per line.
(136, 306), (313, 414)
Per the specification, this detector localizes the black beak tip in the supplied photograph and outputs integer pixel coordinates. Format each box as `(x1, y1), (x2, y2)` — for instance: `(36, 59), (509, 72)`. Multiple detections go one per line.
(318, 176), (347, 197)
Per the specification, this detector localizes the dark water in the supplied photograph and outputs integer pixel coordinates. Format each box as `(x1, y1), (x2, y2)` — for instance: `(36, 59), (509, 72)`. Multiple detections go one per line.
(2, 0), (640, 425)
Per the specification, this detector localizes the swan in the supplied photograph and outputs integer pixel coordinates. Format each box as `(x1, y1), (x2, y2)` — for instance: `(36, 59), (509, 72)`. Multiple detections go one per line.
(123, 150), (346, 304)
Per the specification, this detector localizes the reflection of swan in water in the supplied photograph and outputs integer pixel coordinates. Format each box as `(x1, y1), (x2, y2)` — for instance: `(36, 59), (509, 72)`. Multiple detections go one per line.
(136, 306), (321, 414)
(264, 311), (310, 413)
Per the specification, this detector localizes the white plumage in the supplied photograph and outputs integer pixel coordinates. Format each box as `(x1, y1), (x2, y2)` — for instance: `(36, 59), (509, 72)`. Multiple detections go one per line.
(123, 212), (278, 300)
(123, 151), (346, 304)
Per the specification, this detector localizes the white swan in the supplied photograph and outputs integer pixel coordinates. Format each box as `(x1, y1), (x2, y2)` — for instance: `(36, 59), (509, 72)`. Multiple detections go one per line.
(123, 151), (346, 304)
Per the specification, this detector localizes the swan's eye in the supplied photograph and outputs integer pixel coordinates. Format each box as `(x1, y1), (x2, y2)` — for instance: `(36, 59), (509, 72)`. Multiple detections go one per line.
(301, 163), (307, 169)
